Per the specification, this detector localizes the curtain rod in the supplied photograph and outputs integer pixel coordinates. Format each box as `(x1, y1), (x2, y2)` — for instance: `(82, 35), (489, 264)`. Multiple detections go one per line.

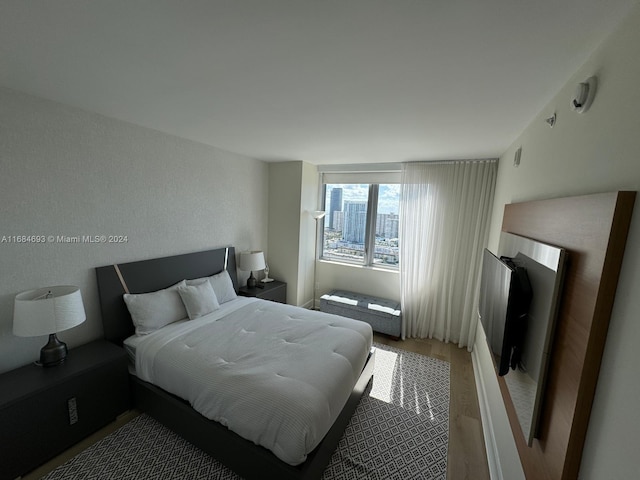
(317, 162), (402, 173)
(403, 158), (498, 166)
(317, 158), (497, 173)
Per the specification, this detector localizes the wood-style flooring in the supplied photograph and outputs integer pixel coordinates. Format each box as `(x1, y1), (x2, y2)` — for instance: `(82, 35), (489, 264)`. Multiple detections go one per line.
(25, 335), (490, 480)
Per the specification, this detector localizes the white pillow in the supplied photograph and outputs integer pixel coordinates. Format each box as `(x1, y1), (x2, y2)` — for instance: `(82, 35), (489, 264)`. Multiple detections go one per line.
(123, 280), (188, 335)
(178, 281), (220, 320)
(187, 270), (238, 304)
(209, 270), (238, 304)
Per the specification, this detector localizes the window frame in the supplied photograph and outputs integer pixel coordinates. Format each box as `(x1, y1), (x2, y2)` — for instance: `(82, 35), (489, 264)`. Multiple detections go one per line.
(319, 181), (399, 269)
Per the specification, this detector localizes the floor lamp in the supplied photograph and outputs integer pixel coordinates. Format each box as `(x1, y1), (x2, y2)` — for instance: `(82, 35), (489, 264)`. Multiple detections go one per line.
(312, 210), (326, 310)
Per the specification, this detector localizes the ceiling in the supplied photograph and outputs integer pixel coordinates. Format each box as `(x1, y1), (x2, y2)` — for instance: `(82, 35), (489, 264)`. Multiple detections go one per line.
(1, 0), (636, 165)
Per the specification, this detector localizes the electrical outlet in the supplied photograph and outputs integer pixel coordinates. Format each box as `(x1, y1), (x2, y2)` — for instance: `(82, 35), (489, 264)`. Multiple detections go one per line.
(68, 397), (78, 425)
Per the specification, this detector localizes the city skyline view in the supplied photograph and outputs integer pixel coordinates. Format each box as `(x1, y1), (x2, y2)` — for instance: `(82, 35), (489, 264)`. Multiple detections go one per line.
(322, 184), (400, 266)
(333, 184), (400, 215)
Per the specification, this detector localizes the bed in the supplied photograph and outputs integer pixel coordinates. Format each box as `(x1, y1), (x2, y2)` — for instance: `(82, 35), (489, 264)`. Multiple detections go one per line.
(95, 246), (375, 480)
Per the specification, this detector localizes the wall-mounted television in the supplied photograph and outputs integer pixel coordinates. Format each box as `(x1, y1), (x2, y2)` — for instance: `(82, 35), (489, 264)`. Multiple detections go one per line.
(479, 232), (566, 445)
(479, 250), (532, 377)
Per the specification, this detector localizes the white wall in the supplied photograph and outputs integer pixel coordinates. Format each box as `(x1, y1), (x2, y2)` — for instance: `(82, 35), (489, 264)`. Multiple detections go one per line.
(267, 161), (319, 307)
(267, 162), (302, 305)
(0, 87), (268, 374)
(475, 4), (640, 479)
(317, 261), (400, 303)
(299, 161), (320, 307)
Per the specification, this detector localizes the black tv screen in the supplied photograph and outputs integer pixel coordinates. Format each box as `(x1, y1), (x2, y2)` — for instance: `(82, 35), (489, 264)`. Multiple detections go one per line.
(479, 249), (532, 376)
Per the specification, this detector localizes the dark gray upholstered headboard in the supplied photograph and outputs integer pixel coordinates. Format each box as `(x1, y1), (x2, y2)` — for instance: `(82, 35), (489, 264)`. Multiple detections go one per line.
(96, 247), (237, 345)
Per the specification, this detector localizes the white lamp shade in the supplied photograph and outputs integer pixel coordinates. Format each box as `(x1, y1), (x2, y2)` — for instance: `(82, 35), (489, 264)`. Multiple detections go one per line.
(13, 286), (86, 337)
(239, 251), (266, 272)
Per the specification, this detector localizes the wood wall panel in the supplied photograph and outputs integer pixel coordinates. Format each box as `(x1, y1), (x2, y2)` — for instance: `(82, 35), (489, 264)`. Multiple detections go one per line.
(499, 191), (635, 480)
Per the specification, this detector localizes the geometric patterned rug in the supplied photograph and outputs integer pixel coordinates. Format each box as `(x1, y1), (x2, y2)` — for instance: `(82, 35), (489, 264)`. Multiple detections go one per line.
(42, 343), (450, 480)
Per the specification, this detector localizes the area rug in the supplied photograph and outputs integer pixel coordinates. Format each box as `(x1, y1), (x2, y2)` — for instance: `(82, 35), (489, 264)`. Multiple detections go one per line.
(42, 343), (450, 480)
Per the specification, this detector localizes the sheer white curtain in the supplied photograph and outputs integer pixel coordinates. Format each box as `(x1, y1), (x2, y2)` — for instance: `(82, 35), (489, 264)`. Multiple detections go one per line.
(399, 160), (497, 349)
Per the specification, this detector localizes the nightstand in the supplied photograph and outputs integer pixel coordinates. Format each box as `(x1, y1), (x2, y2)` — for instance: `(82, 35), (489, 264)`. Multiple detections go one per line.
(239, 280), (287, 303)
(0, 339), (130, 479)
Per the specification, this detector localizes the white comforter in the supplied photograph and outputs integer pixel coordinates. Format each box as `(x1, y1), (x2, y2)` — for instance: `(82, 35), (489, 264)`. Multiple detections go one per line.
(127, 297), (372, 465)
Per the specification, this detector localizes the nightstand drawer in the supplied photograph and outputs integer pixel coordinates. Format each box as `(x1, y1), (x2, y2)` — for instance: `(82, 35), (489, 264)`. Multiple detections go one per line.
(239, 280), (287, 303)
(258, 284), (287, 303)
(0, 340), (130, 479)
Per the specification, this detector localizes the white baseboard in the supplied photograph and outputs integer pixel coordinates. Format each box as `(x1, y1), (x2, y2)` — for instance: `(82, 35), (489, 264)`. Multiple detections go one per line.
(472, 346), (503, 480)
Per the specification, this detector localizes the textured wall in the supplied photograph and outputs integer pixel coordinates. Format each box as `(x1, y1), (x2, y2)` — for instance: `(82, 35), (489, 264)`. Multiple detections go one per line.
(0, 88), (268, 373)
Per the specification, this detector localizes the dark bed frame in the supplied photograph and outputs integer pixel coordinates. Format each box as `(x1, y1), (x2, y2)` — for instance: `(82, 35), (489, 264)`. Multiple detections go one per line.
(95, 246), (375, 480)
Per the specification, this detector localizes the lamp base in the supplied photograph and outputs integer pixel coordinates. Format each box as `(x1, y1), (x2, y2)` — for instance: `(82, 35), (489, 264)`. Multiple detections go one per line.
(247, 271), (257, 288)
(38, 333), (68, 367)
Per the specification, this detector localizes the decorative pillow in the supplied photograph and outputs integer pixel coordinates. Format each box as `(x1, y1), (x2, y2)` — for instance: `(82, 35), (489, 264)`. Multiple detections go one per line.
(177, 281), (220, 320)
(187, 269), (238, 304)
(208, 270), (238, 304)
(123, 280), (188, 335)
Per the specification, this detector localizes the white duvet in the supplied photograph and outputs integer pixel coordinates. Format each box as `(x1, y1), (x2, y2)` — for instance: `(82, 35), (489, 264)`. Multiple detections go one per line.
(125, 297), (372, 465)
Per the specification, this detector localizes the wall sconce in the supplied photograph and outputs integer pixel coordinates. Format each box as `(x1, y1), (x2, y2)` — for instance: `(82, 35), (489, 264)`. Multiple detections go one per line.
(570, 76), (597, 113)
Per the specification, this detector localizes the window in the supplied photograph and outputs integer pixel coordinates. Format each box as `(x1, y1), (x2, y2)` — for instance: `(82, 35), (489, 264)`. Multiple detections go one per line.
(321, 183), (400, 267)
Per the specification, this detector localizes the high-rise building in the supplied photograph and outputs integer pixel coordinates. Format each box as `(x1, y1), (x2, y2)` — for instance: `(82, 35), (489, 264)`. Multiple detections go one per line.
(329, 188), (343, 230)
(333, 211), (344, 231)
(376, 213), (399, 239)
(343, 201), (367, 243)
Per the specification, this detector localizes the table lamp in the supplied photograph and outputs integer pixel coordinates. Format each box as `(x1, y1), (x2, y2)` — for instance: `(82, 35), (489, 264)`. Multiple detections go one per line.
(239, 251), (266, 288)
(13, 285), (86, 367)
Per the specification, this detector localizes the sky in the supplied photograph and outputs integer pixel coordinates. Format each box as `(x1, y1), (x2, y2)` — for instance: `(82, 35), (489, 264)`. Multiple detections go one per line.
(326, 184), (400, 215)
